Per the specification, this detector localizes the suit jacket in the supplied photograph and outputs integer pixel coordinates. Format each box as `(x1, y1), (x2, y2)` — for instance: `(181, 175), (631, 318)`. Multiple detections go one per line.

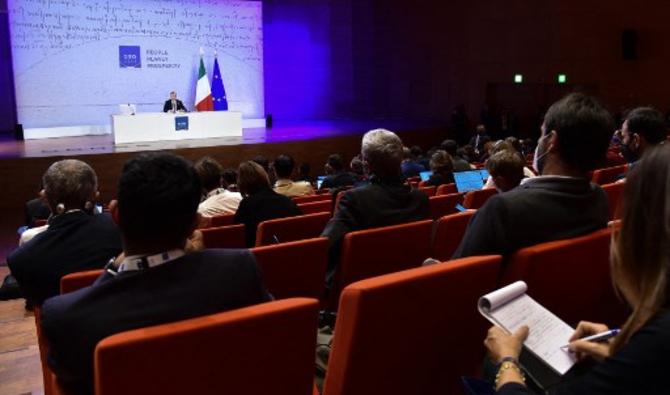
(8, 211), (122, 305)
(321, 175), (430, 276)
(234, 187), (302, 246)
(163, 99), (187, 112)
(320, 171), (357, 190)
(453, 176), (609, 259)
(41, 249), (271, 395)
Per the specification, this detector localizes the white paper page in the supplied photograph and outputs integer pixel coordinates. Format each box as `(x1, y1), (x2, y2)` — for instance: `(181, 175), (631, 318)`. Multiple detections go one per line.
(490, 293), (577, 375)
(478, 281), (528, 313)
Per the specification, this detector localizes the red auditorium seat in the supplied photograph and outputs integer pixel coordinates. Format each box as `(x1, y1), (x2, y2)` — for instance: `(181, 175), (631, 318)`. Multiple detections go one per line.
(60, 269), (104, 294)
(95, 299), (319, 395)
(255, 212), (330, 247)
(329, 220), (433, 310)
(428, 193), (464, 220)
(462, 188), (497, 209)
(209, 213), (235, 228)
(436, 183), (457, 195)
(602, 181), (625, 220)
(591, 164), (628, 185)
(297, 200), (332, 215)
(322, 256), (502, 395)
(251, 238), (328, 300)
(201, 224), (247, 249)
(418, 186), (436, 197)
(292, 194), (332, 204)
(501, 228), (628, 327)
(431, 211), (476, 261)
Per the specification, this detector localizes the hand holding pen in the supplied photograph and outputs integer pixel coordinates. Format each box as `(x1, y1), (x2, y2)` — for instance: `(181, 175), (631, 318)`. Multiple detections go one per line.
(564, 321), (618, 362)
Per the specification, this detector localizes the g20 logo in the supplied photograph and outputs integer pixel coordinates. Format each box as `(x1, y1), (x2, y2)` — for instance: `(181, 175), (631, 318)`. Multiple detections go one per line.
(119, 46), (142, 68)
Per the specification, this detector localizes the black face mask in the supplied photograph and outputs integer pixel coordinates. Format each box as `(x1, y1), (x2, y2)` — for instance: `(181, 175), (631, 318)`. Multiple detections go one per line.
(621, 143), (639, 163)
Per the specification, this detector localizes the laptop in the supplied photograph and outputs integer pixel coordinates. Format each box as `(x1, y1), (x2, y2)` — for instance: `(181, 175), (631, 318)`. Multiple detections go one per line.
(419, 171), (433, 182)
(453, 170), (490, 193)
(316, 175), (327, 189)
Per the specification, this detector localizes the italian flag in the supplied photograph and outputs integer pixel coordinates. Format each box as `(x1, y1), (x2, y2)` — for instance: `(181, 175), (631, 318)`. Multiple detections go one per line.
(195, 53), (213, 111)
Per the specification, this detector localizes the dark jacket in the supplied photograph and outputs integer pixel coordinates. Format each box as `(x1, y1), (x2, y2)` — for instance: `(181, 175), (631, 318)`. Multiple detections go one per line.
(24, 198), (50, 227)
(321, 175), (430, 277)
(424, 173), (455, 187)
(41, 249), (271, 395)
(453, 177), (609, 259)
(163, 99), (187, 112)
(320, 171), (357, 190)
(8, 211), (122, 305)
(499, 310), (670, 395)
(234, 188), (302, 247)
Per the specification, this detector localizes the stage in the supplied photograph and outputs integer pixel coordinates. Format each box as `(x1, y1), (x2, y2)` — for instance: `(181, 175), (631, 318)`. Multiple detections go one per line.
(0, 119), (448, 262)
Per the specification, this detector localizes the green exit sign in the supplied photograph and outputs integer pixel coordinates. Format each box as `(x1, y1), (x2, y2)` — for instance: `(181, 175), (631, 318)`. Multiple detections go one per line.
(557, 74), (567, 84)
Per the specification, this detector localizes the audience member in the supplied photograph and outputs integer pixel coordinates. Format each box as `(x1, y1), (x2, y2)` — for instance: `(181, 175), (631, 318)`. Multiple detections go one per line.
(8, 160), (122, 306)
(297, 162), (314, 184)
(252, 155), (275, 184)
(486, 150), (525, 192)
(221, 168), (239, 192)
(453, 93), (612, 258)
(41, 153), (271, 394)
(194, 157), (242, 217)
(482, 141), (535, 188)
(234, 161), (301, 246)
(320, 154), (356, 190)
(272, 154), (314, 197)
(469, 124), (491, 158)
(620, 107), (667, 165)
(485, 143), (670, 394)
(411, 145), (430, 169)
(424, 150), (455, 187)
(441, 139), (473, 171)
(349, 155), (369, 186)
(321, 129), (430, 283)
(24, 188), (50, 228)
(401, 146), (426, 178)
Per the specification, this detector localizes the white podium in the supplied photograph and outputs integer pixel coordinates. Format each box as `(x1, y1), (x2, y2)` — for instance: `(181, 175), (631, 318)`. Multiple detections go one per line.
(112, 112), (243, 145)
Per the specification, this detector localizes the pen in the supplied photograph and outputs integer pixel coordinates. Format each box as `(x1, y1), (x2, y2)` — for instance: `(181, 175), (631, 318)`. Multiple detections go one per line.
(561, 328), (620, 349)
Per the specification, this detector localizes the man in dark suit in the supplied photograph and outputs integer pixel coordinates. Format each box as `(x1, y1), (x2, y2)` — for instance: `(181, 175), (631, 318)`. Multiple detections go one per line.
(320, 154), (356, 190)
(321, 129), (430, 282)
(41, 153), (271, 394)
(8, 160), (122, 306)
(469, 124), (491, 159)
(453, 93), (613, 258)
(163, 91), (188, 113)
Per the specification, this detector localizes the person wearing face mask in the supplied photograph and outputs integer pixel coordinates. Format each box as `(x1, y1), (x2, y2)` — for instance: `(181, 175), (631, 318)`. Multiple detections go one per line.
(619, 107), (667, 168)
(452, 93), (611, 259)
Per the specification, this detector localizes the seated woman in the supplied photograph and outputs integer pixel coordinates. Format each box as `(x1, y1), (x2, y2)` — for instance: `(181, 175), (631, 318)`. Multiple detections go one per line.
(424, 150), (454, 187)
(483, 143), (670, 394)
(234, 161), (301, 247)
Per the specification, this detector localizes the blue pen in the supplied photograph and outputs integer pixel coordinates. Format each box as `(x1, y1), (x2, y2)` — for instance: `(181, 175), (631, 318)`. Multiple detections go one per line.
(561, 328), (620, 349)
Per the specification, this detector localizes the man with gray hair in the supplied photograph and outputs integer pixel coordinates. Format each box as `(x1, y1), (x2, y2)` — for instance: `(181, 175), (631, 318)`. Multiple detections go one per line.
(8, 159), (122, 306)
(321, 129), (429, 283)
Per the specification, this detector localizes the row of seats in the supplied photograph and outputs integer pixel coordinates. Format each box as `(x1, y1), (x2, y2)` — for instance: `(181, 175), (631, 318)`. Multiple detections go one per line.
(41, 224), (628, 395)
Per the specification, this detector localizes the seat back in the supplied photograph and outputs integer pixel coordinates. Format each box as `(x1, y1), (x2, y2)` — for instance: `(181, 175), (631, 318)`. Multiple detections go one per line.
(95, 299), (319, 395)
(436, 183), (457, 196)
(201, 224), (247, 249)
(292, 194), (332, 204)
(297, 200), (332, 215)
(502, 228), (628, 326)
(255, 212), (330, 247)
(428, 193), (464, 220)
(251, 238), (328, 300)
(323, 256), (502, 395)
(209, 213), (235, 228)
(462, 188), (497, 209)
(418, 186), (436, 197)
(591, 164), (628, 185)
(61, 269), (104, 294)
(431, 211), (476, 261)
(602, 181), (625, 220)
(330, 220), (433, 310)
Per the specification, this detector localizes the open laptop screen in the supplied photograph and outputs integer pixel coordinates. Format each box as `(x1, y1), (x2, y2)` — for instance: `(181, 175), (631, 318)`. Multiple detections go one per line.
(454, 170), (488, 192)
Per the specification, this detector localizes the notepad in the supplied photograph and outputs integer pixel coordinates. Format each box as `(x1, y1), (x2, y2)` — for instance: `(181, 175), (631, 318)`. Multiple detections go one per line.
(478, 281), (577, 375)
